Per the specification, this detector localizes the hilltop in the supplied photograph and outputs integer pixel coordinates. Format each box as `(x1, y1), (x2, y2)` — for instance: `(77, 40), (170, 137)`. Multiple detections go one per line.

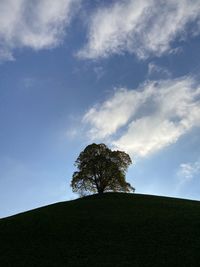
(0, 193), (200, 266)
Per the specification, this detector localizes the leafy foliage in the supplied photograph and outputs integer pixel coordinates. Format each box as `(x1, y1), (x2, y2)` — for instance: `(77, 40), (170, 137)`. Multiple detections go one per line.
(71, 143), (134, 195)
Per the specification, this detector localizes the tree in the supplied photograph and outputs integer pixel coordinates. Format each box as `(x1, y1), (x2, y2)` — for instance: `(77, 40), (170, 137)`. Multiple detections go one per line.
(71, 143), (135, 195)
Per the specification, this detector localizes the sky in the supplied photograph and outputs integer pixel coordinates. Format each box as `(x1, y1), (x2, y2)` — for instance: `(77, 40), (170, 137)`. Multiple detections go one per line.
(0, 0), (200, 218)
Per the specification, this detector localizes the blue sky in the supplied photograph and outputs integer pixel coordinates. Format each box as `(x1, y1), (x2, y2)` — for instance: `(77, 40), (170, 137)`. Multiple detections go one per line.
(0, 0), (200, 218)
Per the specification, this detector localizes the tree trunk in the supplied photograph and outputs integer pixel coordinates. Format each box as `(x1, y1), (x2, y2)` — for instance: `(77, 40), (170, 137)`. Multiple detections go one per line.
(98, 187), (104, 194)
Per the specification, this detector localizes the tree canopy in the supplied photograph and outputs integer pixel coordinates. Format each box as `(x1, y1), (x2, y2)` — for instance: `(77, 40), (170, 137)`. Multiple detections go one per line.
(71, 143), (135, 195)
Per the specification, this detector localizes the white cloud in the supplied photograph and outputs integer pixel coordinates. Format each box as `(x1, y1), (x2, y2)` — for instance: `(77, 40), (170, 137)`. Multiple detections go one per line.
(83, 76), (200, 157)
(147, 62), (171, 78)
(0, 0), (80, 61)
(78, 0), (200, 59)
(93, 66), (105, 80)
(177, 160), (200, 185)
(83, 88), (147, 139)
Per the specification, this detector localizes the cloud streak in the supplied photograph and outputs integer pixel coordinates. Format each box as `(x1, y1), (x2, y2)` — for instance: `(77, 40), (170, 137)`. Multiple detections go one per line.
(83, 76), (200, 157)
(147, 62), (171, 78)
(0, 0), (80, 61)
(177, 160), (200, 185)
(78, 0), (200, 59)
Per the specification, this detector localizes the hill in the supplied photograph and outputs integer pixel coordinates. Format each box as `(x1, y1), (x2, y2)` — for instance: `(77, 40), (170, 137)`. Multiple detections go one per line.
(0, 193), (200, 267)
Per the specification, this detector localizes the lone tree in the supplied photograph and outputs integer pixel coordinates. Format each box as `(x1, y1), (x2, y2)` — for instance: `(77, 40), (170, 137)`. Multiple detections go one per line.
(71, 143), (135, 195)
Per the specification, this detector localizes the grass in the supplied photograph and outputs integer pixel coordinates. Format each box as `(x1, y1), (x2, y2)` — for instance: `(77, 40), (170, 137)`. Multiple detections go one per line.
(0, 192), (200, 266)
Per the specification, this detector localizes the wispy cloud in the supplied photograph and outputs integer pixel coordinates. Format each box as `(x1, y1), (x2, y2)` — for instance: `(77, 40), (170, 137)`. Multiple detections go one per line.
(78, 0), (200, 60)
(147, 62), (171, 78)
(83, 76), (200, 157)
(0, 0), (81, 62)
(177, 160), (200, 185)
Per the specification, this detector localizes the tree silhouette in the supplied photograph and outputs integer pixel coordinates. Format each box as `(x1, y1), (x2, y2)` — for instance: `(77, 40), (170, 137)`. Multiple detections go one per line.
(71, 143), (135, 195)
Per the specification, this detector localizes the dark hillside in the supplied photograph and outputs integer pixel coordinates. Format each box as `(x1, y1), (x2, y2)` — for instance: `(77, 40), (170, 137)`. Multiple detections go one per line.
(0, 193), (200, 267)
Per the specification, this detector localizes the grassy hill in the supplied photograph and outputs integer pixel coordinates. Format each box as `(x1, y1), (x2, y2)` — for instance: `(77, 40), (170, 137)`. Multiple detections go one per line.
(0, 192), (200, 267)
